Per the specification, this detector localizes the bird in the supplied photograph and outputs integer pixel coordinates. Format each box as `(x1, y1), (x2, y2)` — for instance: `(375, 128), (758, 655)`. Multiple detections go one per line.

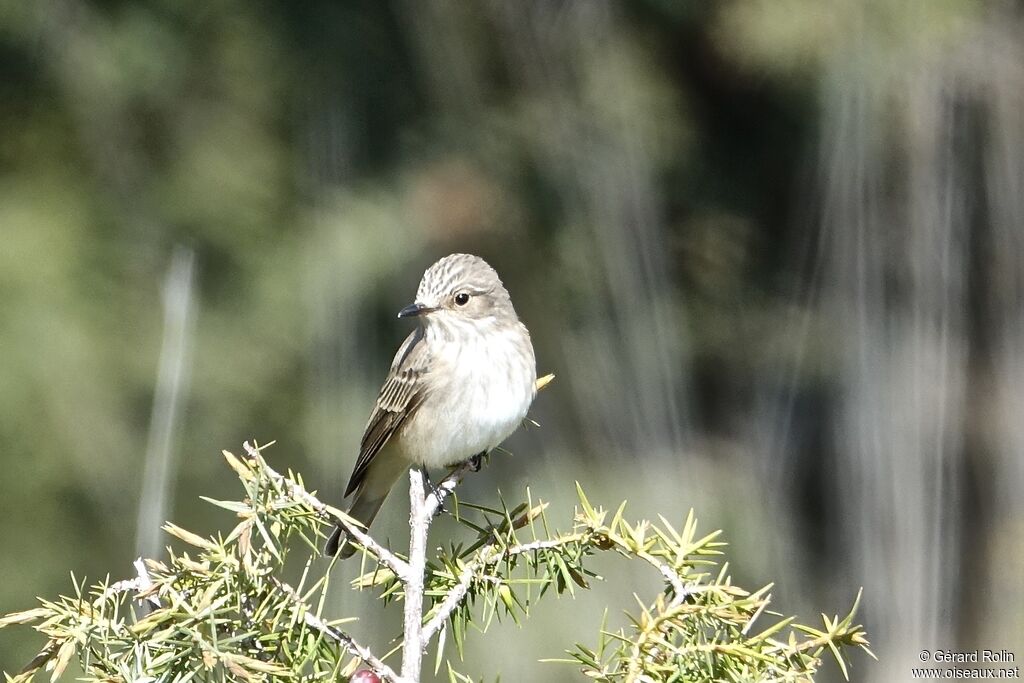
(325, 253), (537, 558)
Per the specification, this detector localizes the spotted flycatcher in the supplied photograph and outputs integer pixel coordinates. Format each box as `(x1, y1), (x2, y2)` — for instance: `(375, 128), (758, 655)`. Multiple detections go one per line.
(325, 253), (537, 557)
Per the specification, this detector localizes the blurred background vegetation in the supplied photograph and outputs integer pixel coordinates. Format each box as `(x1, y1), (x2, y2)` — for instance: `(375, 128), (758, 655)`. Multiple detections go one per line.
(2, 0), (1022, 679)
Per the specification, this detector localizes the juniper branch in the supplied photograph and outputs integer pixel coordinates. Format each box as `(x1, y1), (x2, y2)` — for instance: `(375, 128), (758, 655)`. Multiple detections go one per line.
(421, 533), (588, 642)
(242, 440), (412, 581)
(273, 579), (409, 683)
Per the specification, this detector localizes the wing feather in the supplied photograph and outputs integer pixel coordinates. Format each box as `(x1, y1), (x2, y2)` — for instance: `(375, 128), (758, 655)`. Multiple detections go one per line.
(344, 328), (430, 496)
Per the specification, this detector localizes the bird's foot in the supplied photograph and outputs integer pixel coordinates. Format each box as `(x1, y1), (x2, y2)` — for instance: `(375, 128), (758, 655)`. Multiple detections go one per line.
(421, 467), (437, 495)
(421, 468), (448, 516)
(467, 452), (485, 472)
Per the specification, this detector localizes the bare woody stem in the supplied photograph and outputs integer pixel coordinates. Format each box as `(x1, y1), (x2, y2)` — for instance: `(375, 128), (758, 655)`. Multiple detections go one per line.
(395, 460), (475, 680)
(401, 467), (429, 681)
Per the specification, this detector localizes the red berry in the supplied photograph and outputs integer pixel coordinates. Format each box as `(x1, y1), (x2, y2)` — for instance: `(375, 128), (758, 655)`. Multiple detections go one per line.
(350, 670), (381, 683)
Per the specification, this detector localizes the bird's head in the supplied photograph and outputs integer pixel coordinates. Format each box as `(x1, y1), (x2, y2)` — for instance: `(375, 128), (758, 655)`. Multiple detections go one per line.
(398, 253), (519, 328)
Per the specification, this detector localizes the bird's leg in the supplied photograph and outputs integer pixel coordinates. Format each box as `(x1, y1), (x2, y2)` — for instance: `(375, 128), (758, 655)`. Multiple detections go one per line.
(420, 467), (449, 516)
(421, 466), (437, 498)
(423, 454), (488, 518)
(467, 451), (486, 472)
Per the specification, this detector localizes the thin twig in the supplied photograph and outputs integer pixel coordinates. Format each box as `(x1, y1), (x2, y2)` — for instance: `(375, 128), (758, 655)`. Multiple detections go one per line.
(133, 557), (161, 608)
(419, 528), (690, 645)
(635, 549), (688, 605)
(421, 534), (588, 642)
(421, 559), (476, 643)
(595, 523), (689, 605)
(241, 440), (411, 581)
(98, 558), (160, 607)
(102, 577), (145, 601)
(274, 579), (410, 683)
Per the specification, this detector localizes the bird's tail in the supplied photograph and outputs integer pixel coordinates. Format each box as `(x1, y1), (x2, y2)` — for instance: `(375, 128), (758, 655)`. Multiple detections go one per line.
(324, 492), (388, 558)
(324, 457), (408, 558)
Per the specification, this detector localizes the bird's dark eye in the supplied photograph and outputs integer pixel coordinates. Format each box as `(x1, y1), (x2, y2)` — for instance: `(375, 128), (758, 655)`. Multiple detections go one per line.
(454, 292), (470, 306)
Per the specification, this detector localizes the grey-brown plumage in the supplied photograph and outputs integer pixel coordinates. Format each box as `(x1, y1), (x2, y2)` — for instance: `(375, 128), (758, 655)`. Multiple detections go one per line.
(344, 327), (429, 498)
(326, 254), (536, 558)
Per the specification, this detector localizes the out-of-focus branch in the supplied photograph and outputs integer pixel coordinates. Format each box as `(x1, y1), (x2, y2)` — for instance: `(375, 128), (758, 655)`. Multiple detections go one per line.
(136, 247), (196, 560)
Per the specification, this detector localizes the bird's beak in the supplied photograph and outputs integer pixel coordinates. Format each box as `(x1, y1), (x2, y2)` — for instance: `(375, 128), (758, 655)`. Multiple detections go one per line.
(397, 302), (436, 319)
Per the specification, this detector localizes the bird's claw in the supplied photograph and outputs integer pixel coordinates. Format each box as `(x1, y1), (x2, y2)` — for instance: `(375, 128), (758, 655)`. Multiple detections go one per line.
(421, 468), (448, 515)
(423, 454), (485, 518)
